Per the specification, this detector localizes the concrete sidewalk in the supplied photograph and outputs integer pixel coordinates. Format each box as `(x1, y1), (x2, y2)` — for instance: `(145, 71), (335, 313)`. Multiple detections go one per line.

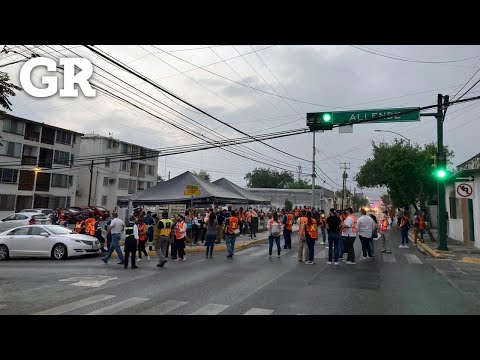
(408, 227), (480, 263)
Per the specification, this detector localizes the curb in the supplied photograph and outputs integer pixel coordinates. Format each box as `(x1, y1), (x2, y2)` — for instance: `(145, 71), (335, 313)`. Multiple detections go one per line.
(408, 232), (455, 258)
(109, 231), (298, 258)
(461, 257), (480, 264)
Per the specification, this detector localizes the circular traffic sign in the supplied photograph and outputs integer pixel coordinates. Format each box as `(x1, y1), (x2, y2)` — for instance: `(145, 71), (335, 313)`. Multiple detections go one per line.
(456, 183), (473, 198)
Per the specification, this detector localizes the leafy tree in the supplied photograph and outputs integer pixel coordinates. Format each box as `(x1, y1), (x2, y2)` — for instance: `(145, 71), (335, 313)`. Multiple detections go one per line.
(0, 71), (22, 114)
(193, 169), (211, 182)
(244, 168), (295, 188)
(351, 194), (369, 212)
(157, 175), (164, 183)
(284, 199), (293, 211)
(355, 139), (453, 210)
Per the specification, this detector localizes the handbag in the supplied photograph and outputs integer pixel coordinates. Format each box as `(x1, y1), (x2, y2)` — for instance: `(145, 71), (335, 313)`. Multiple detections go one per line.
(372, 229), (378, 239)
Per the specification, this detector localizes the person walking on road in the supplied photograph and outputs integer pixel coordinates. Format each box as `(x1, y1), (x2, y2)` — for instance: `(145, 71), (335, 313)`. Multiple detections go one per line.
(136, 217), (150, 261)
(101, 212), (125, 265)
(368, 213), (378, 256)
(399, 213), (411, 248)
(268, 212), (283, 258)
(155, 211), (172, 268)
(326, 208), (341, 265)
(341, 208), (357, 264)
(205, 211), (218, 259)
(379, 213), (391, 254)
(357, 208), (375, 259)
(303, 211), (317, 265)
(224, 210), (239, 258)
(319, 210), (327, 245)
(124, 216), (139, 269)
(282, 209), (293, 249)
(297, 209), (308, 262)
(174, 215), (187, 262)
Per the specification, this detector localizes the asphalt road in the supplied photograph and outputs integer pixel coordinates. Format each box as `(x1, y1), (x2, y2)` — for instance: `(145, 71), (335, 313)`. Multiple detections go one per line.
(1, 229), (480, 315)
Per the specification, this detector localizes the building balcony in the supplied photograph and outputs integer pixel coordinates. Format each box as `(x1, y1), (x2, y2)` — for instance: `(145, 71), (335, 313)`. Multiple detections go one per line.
(21, 156), (37, 165)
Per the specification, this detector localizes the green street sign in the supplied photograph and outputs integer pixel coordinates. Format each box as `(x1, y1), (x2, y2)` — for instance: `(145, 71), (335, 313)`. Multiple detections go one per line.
(307, 107), (420, 131)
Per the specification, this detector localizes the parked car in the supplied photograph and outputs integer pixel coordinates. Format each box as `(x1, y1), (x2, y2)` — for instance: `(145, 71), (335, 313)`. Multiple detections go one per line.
(0, 225), (100, 260)
(59, 208), (82, 223)
(69, 206), (94, 218)
(20, 208), (55, 221)
(0, 213), (51, 233)
(89, 206), (110, 220)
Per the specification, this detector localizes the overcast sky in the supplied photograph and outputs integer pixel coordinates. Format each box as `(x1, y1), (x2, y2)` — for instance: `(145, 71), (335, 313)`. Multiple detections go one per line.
(2, 45), (480, 201)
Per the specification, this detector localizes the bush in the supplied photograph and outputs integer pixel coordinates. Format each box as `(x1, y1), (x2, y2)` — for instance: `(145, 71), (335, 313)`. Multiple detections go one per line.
(284, 199), (293, 211)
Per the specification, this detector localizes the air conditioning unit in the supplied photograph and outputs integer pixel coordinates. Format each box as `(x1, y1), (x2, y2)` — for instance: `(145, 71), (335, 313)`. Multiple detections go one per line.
(109, 178), (116, 184)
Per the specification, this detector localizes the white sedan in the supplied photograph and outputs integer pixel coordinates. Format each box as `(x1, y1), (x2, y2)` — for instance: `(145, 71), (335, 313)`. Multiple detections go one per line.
(0, 225), (101, 260)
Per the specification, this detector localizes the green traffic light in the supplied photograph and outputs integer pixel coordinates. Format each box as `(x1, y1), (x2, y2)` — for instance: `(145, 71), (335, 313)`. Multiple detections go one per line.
(436, 169), (446, 178)
(322, 113), (332, 122)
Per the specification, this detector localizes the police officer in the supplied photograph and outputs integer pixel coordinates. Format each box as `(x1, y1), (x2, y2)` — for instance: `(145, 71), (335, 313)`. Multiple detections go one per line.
(144, 211), (155, 251)
(155, 211), (172, 268)
(124, 216), (139, 269)
(94, 215), (107, 252)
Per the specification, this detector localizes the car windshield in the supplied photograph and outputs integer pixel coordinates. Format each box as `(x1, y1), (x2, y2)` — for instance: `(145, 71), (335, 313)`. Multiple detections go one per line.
(44, 226), (75, 235)
(31, 214), (48, 220)
(20, 209), (36, 213)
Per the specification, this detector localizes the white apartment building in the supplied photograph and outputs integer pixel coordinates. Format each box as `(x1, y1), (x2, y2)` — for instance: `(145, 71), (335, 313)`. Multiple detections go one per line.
(76, 134), (159, 213)
(0, 114), (81, 218)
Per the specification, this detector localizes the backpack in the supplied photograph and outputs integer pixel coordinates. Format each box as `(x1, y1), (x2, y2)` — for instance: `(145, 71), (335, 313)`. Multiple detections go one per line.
(271, 221), (282, 236)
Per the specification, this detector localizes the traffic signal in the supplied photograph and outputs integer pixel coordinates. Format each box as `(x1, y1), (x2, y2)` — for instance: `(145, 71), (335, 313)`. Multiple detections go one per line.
(434, 168), (448, 179)
(306, 112), (334, 131)
(432, 152), (448, 180)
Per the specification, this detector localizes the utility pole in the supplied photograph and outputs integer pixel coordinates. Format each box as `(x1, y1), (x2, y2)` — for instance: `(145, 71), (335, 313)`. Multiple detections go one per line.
(340, 162), (350, 210)
(88, 160), (94, 206)
(297, 165), (302, 182)
(312, 131), (316, 209)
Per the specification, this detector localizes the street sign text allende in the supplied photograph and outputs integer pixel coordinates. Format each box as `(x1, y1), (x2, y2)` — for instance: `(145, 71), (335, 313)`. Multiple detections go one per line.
(307, 107), (421, 129)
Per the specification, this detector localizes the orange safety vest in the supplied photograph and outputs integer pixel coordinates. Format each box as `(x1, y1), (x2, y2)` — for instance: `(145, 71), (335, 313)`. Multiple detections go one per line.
(286, 213), (294, 230)
(380, 218), (388, 232)
(138, 223), (146, 241)
(306, 219), (317, 239)
(238, 211), (245, 221)
(175, 221), (186, 240)
(350, 215), (357, 233)
(74, 221), (84, 234)
(298, 216), (307, 235)
(84, 218), (96, 236)
(246, 211), (252, 222)
(418, 215), (425, 230)
(227, 216), (239, 234)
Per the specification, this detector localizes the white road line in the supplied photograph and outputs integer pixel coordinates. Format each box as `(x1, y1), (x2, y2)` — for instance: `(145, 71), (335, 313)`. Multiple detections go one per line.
(0, 304), (6, 310)
(235, 247), (259, 255)
(404, 254), (423, 264)
(382, 253), (397, 263)
(250, 248), (269, 256)
(34, 294), (115, 315)
(140, 300), (189, 315)
(191, 303), (229, 315)
(243, 307), (274, 315)
(86, 297), (149, 315)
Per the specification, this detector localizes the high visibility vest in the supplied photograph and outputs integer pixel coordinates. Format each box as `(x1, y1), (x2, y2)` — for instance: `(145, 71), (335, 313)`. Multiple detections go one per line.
(350, 215), (357, 233)
(298, 216), (307, 235)
(138, 223), (146, 241)
(320, 214), (326, 228)
(227, 216), (239, 234)
(125, 222), (135, 238)
(160, 219), (173, 237)
(74, 221), (84, 234)
(418, 215), (425, 230)
(176, 221), (186, 240)
(238, 211), (245, 221)
(306, 220), (317, 239)
(380, 218), (388, 232)
(286, 214), (294, 230)
(84, 218), (96, 236)
(246, 211), (252, 222)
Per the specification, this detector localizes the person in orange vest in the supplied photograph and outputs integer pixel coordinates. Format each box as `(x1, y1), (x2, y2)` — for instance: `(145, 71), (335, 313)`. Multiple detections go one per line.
(413, 210), (425, 244)
(294, 206), (300, 224)
(341, 208), (357, 264)
(74, 216), (86, 234)
(379, 212), (391, 254)
(174, 214), (188, 262)
(297, 209), (309, 262)
(237, 207), (245, 236)
(84, 214), (96, 237)
(282, 209), (294, 249)
(319, 210), (327, 245)
(399, 213), (411, 248)
(269, 212), (283, 258)
(303, 211), (318, 264)
(136, 217), (150, 261)
(224, 210), (239, 258)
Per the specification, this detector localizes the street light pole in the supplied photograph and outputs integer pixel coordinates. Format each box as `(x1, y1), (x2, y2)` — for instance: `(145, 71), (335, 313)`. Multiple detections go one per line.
(374, 130), (411, 144)
(32, 167), (41, 208)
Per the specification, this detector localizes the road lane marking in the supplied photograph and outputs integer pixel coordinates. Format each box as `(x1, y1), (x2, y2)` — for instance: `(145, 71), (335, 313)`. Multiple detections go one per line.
(235, 247), (259, 255)
(191, 303), (229, 315)
(59, 275), (118, 288)
(86, 297), (149, 315)
(243, 307), (274, 315)
(34, 294), (115, 315)
(382, 253), (397, 263)
(0, 304), (6, 310)
(405, 254), (423, 264)
(140, 300), (189, 315)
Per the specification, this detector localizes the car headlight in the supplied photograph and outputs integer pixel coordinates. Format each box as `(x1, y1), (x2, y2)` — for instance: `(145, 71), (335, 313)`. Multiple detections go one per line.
(74, 239), (82, 243)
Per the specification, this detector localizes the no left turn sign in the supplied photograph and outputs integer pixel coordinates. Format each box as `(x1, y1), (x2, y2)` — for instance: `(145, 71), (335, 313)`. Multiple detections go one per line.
(455, 182), (474, 199)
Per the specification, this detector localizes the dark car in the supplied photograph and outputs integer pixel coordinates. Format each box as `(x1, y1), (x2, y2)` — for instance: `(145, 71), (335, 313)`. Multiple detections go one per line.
(89, 206), (110, 220)
(60, 208), (82, 223)
(70, 206), (94, 219)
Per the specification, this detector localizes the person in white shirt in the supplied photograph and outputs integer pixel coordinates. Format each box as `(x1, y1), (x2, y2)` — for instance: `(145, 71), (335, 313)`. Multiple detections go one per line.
(341, 208), (357, 264)
(102, 212), (125, 264)
(356, 208), (375, 259)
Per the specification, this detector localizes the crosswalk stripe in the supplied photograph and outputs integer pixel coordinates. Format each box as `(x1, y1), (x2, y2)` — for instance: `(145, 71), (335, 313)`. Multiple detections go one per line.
(235, 247), (259, 255)
(34, 294), (115, 315)
(191, 303), (229, 315)
(382, 253), (397, 263)
(243, 307), (274, 315)
(250, 248), (269, 256)
(140, 300), (189, 315)
(404, 254), (423, 264)
(0, 304), (6, 310)
(86, 297), (149, 315)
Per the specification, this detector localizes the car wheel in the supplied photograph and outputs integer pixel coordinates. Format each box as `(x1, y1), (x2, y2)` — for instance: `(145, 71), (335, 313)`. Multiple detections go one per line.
(52, 244), (68, 260)
(0, 244), (9, 260)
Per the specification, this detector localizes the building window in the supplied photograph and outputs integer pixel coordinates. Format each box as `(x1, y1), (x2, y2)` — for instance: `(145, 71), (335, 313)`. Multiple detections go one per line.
(36, 172), (51, 192)
(120, 160), (129, 171)
(51, 174), (69, 188)
(107, 140), (112, 148)
(3, 118), (25, 135)
(146, 182), (152, 189)
(69, 176), (73, 186)
(0, 168), (19, 183)
(55, 130), (72, 145)
(147, 165), (155, 175)
(38, 148), (53, 168)
(105, 157), (110, 167)
(121, 143), (131, 154)
(18, 170), (34, 191)
(53, 150), (70, 165)
(0, 142), (22, 158)
(118, 178), (128, 190)
(40, 126), (55, 145)
(103, 177), (109, 186)
(101, 195), (107, 206)
(0, 194), (15, 211)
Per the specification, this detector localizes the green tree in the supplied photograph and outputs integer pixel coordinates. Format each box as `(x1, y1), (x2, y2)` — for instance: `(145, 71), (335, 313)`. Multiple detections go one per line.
(351, 194), (369, 212)
(244, 167), (295, 188)
(355, 139), (453, 210)
(193, 169), (211, 182)
(0, 71), (22, 114)
(284, 199), (293, 211)
(157, 175), (164, 183)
